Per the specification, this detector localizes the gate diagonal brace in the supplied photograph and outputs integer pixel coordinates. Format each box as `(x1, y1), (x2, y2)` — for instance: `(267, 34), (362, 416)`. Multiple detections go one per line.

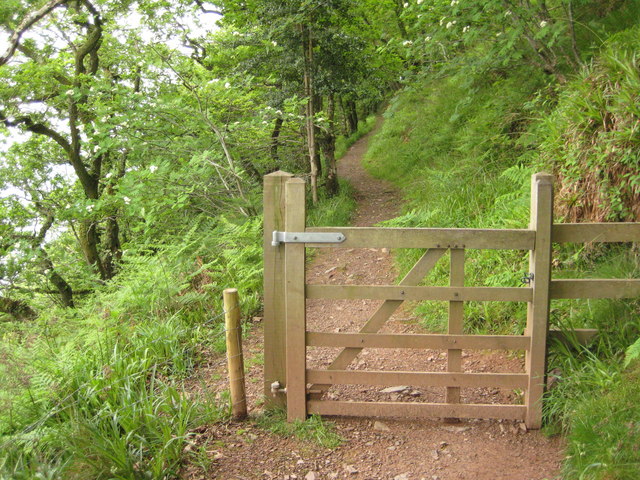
(272, 231), (346, 247)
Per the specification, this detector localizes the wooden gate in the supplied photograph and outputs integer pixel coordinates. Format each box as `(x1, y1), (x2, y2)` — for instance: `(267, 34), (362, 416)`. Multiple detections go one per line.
(263, 171), (640, 429)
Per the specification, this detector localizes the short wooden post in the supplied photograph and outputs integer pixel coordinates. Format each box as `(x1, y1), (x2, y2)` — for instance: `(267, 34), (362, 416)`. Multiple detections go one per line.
(445, 248), (464, 421)
(525, 173), (554, 429)
(263, 171), (293, 407)
(224, 288), (247, 420)
(284, 178), (307, 421)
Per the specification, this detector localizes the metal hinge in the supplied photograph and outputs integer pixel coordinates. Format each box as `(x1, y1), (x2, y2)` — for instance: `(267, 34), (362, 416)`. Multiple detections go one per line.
(521, 273), (534, 285)
(271, 231), (346, 247)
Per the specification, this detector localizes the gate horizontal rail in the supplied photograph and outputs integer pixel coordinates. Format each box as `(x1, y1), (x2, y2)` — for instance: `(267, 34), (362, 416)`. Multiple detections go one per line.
(307, 370), (529, 389)
(307, 401), (527, 421)
(306, 285), (532, 302)
(306, 332), (530, 350)
(305, 226), (534, 249)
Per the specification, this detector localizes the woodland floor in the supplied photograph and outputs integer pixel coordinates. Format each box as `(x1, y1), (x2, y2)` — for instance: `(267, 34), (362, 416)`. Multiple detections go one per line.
(181, 120), (564, 480)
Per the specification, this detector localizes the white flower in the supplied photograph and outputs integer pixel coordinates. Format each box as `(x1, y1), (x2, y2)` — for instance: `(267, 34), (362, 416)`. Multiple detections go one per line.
(149, 165), (158, 173)
(275, 110), (282, 115)
(439, 17), (446, 26)
(224, 82), (231, 89)
(496, 32), (503, 37)
(403, 2), (408, 8)
(123, 196), (131, 205)
(93, 145), (100, 153)
(446, 21), (456, 29)
(417, 0), (423, 4)
(450, 0), (459, 6)
(105, 172), (113, 179)
(463, 25), (470, 33)
(505, 10), (512, 17)
(66, 89), (74, 96)
(539, 20), (548, 28)
(425, 36), (432, 42)
(86, 205), (93, 212)
(271, 41), (277, 46)
(402, 40), (413, 46)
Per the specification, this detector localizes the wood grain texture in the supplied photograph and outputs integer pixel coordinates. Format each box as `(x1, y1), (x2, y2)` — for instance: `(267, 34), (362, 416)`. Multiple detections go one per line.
(284, 178), (307, 421)
(306, 370), (529, 388)
(307, 401), (527, 421)
(305, 227), (534, 250)
(525, 173), (554, 429)
(262, 171), (293, 406)
(224, 288), (247, 420)
(550, 279), (640, 299)
(306, 332), (530, 350)
(446, 249), (464, 407)
(552, 223), (640, 244)
(306, 285), (532, 302)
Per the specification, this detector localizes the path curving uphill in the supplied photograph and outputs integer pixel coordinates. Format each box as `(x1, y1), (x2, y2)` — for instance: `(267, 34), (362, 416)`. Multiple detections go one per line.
(181, 118), (564, 480)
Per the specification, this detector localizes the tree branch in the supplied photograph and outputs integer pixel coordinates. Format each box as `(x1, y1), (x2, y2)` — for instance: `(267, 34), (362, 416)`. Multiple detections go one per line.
(0, 0), (70, 67)
(0, 112), (72, 155)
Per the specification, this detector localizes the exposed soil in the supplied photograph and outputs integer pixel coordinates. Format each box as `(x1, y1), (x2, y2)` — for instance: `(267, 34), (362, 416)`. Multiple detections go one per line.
(181, 120), (564, 480)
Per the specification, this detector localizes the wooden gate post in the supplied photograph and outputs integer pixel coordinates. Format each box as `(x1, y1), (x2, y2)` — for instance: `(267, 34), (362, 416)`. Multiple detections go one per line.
(263, 171), (293, 408)
(284, 178), (307, 421)
(525, 172), (554, 429)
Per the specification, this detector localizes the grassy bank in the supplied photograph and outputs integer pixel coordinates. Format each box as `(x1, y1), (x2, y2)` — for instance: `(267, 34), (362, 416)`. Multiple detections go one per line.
(364, 23), (640, 479)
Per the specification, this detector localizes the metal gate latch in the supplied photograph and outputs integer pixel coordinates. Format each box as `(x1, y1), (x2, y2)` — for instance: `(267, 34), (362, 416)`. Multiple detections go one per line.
(521, 273), (534, 285)
(271, 231), (346, 247)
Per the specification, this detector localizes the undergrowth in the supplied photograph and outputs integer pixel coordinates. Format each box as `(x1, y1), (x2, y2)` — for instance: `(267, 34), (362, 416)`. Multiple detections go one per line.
(364, 11), (640, 478)
(0, 172), (357, 478)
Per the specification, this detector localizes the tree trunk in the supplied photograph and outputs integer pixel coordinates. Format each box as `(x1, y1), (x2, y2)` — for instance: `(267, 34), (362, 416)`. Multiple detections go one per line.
(78, 219), (108, 280)
(303, 25), (318, 204)
(347, 100), (358, 136)
(103, 216), (121, 279)
(270, 116), (284, 164)
(320, 93), (338, 197)
(313, 94), (323, 178)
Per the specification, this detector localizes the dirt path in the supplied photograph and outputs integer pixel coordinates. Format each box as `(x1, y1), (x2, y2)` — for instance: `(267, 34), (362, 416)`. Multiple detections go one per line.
(182, 120), (564, 480)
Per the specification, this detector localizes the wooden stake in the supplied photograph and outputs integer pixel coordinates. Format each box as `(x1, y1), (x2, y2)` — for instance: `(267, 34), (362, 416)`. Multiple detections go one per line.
(224, 288), (247, 420)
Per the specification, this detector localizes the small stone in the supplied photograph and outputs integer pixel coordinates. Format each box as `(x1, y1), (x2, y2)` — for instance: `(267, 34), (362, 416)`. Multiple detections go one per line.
(297, 460), (305, 465)
(382, 248), (390, 254)
(519, 422), (528, 433)
(409, 390), (421, 397)
(344, 465), (358, 474)
(388, 446), (396, 451)
(431, 450), (439, 460)
(380, 385), (409, 394)
(394, 474), (409, 480)
(365, 441), (374, 446)
(438, 441), (448, 449)
(305, 472), (317, 480)
(328, 473), (339, 480)
(373, 421), (391, 432)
